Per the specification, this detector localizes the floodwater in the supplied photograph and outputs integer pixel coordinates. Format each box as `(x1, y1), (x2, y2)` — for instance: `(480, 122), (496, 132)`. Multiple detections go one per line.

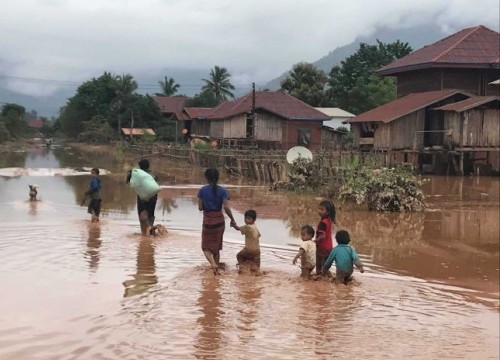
(0, 145), (498, 360)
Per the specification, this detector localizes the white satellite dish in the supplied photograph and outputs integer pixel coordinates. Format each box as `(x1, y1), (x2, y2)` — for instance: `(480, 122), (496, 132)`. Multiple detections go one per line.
(286, 146), (313, 164)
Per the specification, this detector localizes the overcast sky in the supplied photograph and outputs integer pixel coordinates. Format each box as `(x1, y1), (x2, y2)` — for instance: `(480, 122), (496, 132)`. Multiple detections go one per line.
(0, 0), (499, 98)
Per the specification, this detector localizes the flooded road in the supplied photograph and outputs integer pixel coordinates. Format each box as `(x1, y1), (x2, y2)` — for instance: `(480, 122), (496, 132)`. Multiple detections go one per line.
(0, 145), (498, 359)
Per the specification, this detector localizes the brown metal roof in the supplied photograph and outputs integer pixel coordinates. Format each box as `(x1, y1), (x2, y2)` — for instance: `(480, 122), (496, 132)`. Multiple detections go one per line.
(183, 107), (213, 119)
(347, 89), (470, 123)
(153, 96), (188, 120)
(378, 25), (500, 76)
(208, 91), (331, 121)
(121, 128), (156, 136)
(433, 96), (500, 112)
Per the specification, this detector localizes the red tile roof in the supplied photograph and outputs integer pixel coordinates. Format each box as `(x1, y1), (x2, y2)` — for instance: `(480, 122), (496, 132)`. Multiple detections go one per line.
(183, 107), (213, 119)
(347, 89), (470, 123)
(153, 96), (188, 114)
(208, 91), (331, 121)
(28, 118), (44, 129)
(433, 96), (499, 112)
(121, 128), (156, 136)
(378, 25), (500, 76)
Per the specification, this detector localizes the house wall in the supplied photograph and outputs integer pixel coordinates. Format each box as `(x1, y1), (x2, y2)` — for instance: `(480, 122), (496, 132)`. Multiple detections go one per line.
(192, 119), (210, 136)
(396, 68), (500, 97)
(443, 112), (461, 147)
(461, 108), (500, 147)
(255, 112), (282, 141)
(210, 119), (224, 138)
(282, 120), (323, 150)
(223, 114), (246, 138)
(387, 110), (425, 150)
(321, 129), (344, 150)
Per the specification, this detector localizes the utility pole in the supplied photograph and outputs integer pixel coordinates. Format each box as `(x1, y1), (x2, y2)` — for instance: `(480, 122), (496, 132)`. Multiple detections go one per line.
(251, 82), (256, 148)
(130, 110), (134, 143)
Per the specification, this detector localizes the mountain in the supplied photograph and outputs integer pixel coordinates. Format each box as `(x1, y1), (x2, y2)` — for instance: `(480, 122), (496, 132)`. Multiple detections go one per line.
(263, 25), (446, 90)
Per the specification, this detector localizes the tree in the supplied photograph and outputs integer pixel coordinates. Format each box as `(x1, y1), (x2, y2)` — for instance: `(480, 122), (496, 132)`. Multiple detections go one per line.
(280, 62), (328, 106)
(1, 103), (26, 137)
(112, 74), (138, 134)
(327, 40), (412, 113)
(202, 65), (235, 103)
(184, 89), (219, 107)
(156, 76), (180, 96)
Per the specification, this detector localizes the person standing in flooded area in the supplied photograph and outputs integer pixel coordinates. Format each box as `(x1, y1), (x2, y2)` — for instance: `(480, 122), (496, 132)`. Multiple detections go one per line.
(126, 159), (158, 235)
(84, 168), (102, 222)
(314, 199), (337, 276)
(293, 225), (316, 279)
(322, 230), (364, 284)
(198, 168), (236, 275)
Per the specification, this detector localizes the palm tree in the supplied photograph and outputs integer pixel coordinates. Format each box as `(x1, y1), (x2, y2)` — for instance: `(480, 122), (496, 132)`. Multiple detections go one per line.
(112, 74), (138, 135)
(202, 66), (235, 103)
(157, 76), (180, 97)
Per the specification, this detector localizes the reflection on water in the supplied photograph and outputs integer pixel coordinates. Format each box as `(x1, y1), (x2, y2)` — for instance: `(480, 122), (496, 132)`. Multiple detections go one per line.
(0, 146), (498, 359)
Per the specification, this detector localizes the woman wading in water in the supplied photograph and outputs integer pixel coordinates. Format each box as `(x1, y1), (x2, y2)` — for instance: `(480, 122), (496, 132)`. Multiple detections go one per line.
(197, 168), (236, 275)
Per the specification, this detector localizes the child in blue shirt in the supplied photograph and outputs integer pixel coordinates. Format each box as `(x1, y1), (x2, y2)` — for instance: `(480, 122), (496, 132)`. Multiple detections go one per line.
(322, 230), (364, 284)
(85, 168), (102, 222)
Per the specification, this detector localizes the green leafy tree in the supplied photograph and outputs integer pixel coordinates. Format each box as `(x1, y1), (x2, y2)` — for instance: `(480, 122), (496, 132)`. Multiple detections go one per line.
(156, 76), (180, 96)
(327, 40), (412, 113)
(1, 103), (26, 137)
(111, 73), (138, 134)
(184, 89), (219, 107)
(0, 120), (10, 142)
(202, 66), (235, 103)
(280, 62), (328, 106)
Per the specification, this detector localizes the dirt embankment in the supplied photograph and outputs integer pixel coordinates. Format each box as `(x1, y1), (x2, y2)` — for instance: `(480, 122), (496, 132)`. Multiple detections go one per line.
(66, 142), (116, 154)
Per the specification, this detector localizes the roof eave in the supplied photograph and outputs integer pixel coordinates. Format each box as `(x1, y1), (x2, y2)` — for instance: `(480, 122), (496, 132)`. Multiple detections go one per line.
(378, 62), (500, 76)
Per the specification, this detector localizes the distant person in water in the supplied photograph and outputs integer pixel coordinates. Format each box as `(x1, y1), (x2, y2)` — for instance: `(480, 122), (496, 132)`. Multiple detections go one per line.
(293, 225), (316, 279)
(126, 159), (158, 235)
(322, 230), (364, 284)
(84, 168), (101, 222)
(197, 168), (236, 275)
(231, 209), (261, 273)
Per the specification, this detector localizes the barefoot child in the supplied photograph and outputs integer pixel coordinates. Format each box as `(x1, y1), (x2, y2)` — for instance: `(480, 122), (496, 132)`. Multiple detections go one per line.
(322, 230), (364, 284)
(314, 199), (337, 276)
(84, 168), (102, 222)
(293, 225), (316, 279)
(231, 210), (261, 272)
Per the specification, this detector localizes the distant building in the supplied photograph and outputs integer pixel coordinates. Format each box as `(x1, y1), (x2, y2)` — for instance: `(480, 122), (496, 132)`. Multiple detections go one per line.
(121, 128), (155, 141)
(315, 107), (354, 130)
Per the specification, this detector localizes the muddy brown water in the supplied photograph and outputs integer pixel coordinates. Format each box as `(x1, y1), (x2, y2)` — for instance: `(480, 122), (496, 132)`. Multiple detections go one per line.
(0, 145), (498, 359)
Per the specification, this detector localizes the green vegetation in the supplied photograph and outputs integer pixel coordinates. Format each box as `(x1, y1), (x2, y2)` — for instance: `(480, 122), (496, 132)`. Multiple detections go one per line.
(202, 65), (235, 103)
(275, 157), (426, 212)
(280, 62), (328, 106)
(156, 76), (180, 96)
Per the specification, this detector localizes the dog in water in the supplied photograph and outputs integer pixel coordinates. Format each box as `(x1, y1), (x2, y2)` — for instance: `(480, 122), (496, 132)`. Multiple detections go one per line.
(147, 224), (167, 237)
(28, 185), (38, 201)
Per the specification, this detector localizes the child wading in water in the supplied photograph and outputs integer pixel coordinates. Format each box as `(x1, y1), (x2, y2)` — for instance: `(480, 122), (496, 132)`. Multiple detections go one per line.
(293, 225), (316, 279)
(84, 168), (102, 222)
(322, 230), (364, 284)
(314, 199), (337, 276)
(231, 210), (261, 273)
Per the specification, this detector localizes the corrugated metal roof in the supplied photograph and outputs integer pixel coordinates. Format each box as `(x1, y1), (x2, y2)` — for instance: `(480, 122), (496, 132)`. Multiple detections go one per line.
(208, 91), (330, 121)
(314, 107), (355, 118)
(347, 89), (470, 123)
(121, 128), (156, 136)
(153, 96), (188, 114)
(378, 25), (500, 76)
(183, 107), (213, 119)
(433, 96), (499, 112)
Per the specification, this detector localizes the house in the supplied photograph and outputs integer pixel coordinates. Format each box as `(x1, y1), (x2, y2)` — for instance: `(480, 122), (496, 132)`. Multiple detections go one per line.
(153, 96), (189, 141)
(121, 128), (156, 141)
(377, 25), (500, 97)
(187, 91), (331, 150)
(433, 96), (500, 174)
(348, 25), (500, 174)
(315, 107), (354, 130)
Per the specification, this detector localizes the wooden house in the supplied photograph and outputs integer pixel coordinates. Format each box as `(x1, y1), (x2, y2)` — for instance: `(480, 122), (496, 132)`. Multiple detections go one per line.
(188, 91), (331, 150)
(153, 96), (188, 141)
(321, 127), (345, 150)
(377, 25), (500, 97)
(348, 25), (500, 174)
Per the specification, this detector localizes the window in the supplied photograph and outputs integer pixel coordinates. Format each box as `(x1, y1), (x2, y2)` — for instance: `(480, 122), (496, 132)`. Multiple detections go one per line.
(297, 128), (311, 147)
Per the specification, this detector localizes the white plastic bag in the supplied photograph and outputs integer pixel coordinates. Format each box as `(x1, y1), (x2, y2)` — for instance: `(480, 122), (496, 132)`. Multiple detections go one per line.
(129, 168), (160, 200)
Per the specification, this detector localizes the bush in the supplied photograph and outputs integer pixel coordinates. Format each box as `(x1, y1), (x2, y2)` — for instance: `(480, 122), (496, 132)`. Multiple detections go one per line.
(0, 121), (11, 143)
(338, 164), (426, 212)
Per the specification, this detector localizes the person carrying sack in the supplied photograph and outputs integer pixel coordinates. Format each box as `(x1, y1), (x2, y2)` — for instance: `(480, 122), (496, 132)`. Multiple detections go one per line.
(126, 159), (160, 235)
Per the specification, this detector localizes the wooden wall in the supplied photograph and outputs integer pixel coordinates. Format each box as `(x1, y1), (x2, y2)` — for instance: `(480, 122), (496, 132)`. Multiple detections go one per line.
(255, 112), (282, 141)
(282, 120), (323, 150)
(396, 68), (500, 97)
(461, 108), (500, 147)
(210, 119), (224, 138)
(321, 128), (344, 150)
(223, 114), (246, 138)
(192, 119), (210, 136)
